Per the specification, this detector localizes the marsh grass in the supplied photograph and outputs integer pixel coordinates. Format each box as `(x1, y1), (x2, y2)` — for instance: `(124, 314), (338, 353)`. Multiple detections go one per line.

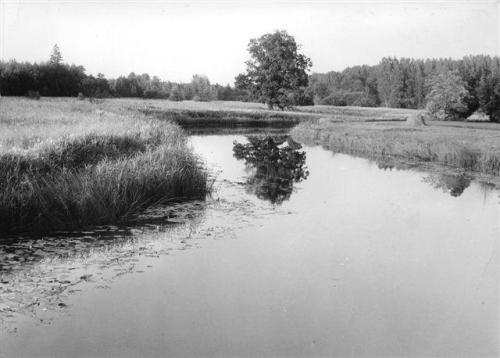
(137, 107), (308, 128)
(0, 146), (208, 233)
(293, 105), (419, 121)
(292, 121), (500, 176)
(0, 97), (209, 235)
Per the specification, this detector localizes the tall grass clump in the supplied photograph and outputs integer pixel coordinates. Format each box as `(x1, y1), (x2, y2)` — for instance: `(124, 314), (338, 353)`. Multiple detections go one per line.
(0, 145), (208, 233)
(0, 97), (209, 235)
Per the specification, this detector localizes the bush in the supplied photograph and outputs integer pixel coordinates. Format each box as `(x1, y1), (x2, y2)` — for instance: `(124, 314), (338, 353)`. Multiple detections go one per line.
(88, 97), (105, 104)
(319, 91), (377, 107)
(319, 93), (346, 106)
(26, 90), (40, 100)
(169, 87), (183, 101)
(144, 90), (165, 99)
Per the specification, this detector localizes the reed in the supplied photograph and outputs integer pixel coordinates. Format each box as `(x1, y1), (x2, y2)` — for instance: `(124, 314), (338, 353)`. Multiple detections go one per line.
(0, 98), (209, 235)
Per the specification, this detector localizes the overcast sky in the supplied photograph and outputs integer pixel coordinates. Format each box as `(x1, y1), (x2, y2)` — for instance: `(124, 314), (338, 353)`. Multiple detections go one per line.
(0, 0), (498, 84)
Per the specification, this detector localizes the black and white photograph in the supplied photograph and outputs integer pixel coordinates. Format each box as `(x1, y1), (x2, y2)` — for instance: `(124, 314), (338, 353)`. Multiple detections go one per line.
(0, 0), (499, 356)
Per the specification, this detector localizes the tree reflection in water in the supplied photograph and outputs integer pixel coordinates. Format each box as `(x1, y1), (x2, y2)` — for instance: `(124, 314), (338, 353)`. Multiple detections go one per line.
(375, 158), (474, 197)
(233, 136), (309, 204)
(423, 172), (472, 197)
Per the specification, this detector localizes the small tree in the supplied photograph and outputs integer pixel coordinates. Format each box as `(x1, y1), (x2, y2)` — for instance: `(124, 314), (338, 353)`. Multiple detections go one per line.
(169, 85), (183, 101)
(49, 44), (63, 65)
(235, 30), (312, 110)
(191, 74), (215, 101)
(425, 71), (469, 120)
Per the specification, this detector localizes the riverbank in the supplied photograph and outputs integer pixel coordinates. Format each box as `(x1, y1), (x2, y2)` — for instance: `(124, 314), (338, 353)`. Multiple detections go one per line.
(2, 97), (499, 235)
(0, 98), (209, 235)
(109, 98), (418, 125)
(118, 97), (500, 177)
(292, 119), (500, 177)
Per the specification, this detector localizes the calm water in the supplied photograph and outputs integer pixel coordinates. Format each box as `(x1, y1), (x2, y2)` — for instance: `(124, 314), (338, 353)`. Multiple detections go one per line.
(1, 132), (498, 357)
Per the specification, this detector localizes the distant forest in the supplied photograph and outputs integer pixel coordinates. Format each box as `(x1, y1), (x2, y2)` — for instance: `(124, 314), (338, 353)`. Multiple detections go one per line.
(0, 61), (247, 102)
(308, 55), (500, 116)
(1, 46), (499, 119)
(0, 45), (247, 102)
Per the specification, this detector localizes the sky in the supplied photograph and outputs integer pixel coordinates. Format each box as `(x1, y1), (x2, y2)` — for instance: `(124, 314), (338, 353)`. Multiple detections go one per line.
(0, 0), (498, 84)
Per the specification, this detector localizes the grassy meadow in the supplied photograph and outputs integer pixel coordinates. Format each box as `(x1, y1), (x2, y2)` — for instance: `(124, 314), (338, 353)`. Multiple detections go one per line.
(0, 97), (209, 234)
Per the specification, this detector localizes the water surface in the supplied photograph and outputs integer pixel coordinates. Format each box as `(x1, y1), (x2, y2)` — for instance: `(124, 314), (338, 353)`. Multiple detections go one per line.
(1, 132), (498, 357)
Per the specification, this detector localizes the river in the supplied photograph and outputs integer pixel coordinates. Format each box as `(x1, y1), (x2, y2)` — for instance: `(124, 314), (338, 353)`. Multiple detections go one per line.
(1, 131), (498, 357)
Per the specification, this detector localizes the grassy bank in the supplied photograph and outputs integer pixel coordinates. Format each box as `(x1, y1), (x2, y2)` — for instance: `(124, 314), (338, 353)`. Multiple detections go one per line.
(121, 99), (310, 128)
(294, 105), (419, 121)
(119, 99), (418, 126)
(137, 107), (307, 128)
(0, 98), (209, 235)
(292, 120), (500, 176)
(17, 98), (418, 127)
(114, 98), (500, 177)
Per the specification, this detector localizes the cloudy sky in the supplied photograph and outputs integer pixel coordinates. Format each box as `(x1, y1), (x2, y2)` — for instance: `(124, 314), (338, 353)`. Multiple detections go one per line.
(0, 0), (498, 84)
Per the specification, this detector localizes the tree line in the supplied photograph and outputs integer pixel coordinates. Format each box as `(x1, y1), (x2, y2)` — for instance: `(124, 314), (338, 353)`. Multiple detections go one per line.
(0, 45), (247, 102)
(308, 55), (500, 121)
(2, 43), (500, 121)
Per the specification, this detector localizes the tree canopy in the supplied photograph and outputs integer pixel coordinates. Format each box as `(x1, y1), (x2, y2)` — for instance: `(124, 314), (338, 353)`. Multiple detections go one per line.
(425, 71), (469, 120)
(236, 30), (312, 110)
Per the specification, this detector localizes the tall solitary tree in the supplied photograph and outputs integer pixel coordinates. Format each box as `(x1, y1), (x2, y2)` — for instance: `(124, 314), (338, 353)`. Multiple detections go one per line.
(235, 30), (312, 110)
(49, 44), (63, 65)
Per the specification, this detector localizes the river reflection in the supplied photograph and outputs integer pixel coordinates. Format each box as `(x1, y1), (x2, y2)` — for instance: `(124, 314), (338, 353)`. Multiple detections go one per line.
(233, 136), (309, 204)
(0, 202), (208, 329)
(373, 157), (497, 197)
(423, 172), (472, 197)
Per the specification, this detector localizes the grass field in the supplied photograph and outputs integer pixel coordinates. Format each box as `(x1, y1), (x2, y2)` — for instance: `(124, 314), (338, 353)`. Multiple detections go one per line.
(0, 97), (209, 235)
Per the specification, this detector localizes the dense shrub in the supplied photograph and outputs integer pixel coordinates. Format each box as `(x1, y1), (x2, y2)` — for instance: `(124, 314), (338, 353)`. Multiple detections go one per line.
(169, 86), (183, 101)
(26, 90), (40, 100)
(319, 91), (378, 107)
